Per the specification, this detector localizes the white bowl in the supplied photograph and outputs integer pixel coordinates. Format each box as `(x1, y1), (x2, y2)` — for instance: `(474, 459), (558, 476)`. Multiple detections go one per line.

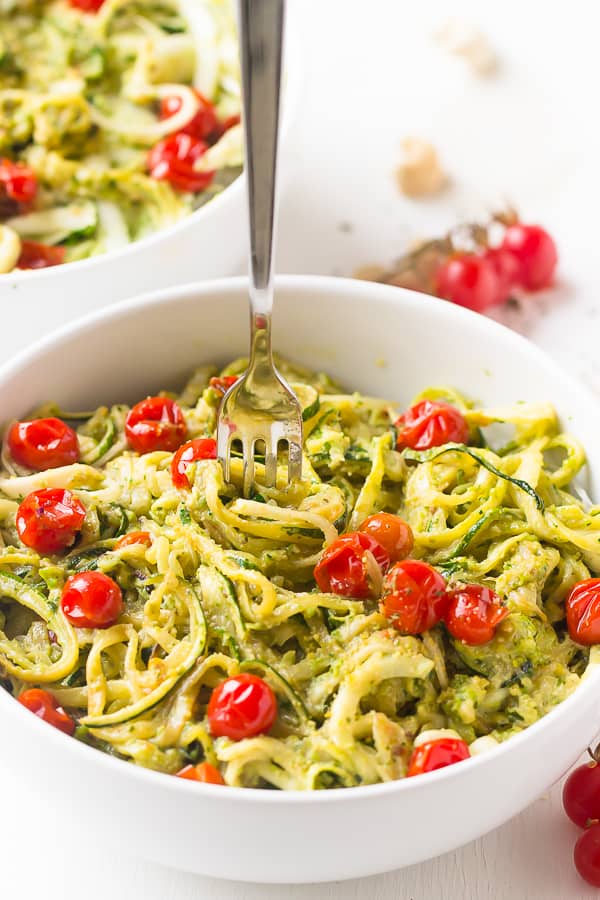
(0, 275), (598, 884)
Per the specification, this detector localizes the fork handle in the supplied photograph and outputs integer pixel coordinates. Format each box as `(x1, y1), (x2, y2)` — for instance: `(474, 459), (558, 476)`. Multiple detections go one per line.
(238, 0), (285, 325)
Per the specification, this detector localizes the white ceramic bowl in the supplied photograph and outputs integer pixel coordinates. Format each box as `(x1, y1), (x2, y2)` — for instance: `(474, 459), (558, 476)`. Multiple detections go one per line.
(0, 276), (598, 884)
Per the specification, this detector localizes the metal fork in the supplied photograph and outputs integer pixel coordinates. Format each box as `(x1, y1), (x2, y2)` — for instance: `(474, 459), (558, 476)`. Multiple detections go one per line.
(216, 0), (302, 497)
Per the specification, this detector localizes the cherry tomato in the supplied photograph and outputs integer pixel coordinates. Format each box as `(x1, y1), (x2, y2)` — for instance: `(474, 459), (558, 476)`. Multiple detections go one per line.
(17, 240), (65, 270)
(380, 559), (448, 634)
(218, 113), (241, 134)
(69, 0), (105, 9)
(114, 531), (152, 549)
(563, 761), (600, 828)
(61, 571), (123, 629)
(147, 133), (214, 193)
(314, 532), (390, 598)
(160, 90), (219, 141)
(176, 762), (225, 784)
(395, 399), (469, 451)
(407, 737), (470, 777)
(125, 397), (187, 454)
(17, 688), (75, 735)
(209, 375), (239, 395)
(359, 513), (414, 562)
(501, 223), (558, 291)
(483, 247), (521, 305)
(434, 253), (500, 312)
(7, 417), (79, 470)
(171, 437), (217, 489)
(0, 158), (37, 204)
(566, 579), (600, 646)
(575, 824), (600, 887)
(16, 488), (86, 554)
(208, 673), (277, 741)
(444, 584), (509, 645)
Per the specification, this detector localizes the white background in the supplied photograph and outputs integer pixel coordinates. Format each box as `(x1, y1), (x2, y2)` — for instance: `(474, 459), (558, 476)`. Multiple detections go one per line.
(2, 0), (600, 897)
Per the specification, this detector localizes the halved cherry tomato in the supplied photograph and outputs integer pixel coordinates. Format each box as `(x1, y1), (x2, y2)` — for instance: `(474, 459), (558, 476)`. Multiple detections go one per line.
(147, 133), (215, 193)
(314, 532), (390, 598)
(114, 531), (152, 550)
(69, 0), (105, 9)
(207, 673), (277, 741)
(566, 579), (600, 646)
(171, 437), (217, 489)
(407, 737), (470, 776)
(359, 513), (414, 562)
(435, 253), (500, 312)
(7, 417), (79, 470)
(483, 247), (521, 305)
(61, 571), (123, 629)
(125, 397), (187, 454)
(444, 584), (509, 645)
(17, 240), (65, 270)
(0, 158), (37, 204)
(176, 762), (225, 784)
(381, 559), (448, 634)
(209, 375), (239, 395)
(16, 488), (86, 554)
(160, 89), (220, 141)
(17, 688), (75, 735)
(395, 399), (469, 451)
(501, 223), (558, 291)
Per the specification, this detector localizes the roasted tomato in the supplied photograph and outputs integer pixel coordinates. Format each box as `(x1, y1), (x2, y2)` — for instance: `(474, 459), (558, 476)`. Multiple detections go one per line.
(444, 584), (509, 645)
(61, 571), (123, 629)
(209, 375), (239, 395)
(17, 688), (75, 735)
(171, 438), (217, 489)
(160, 89), (220, 141)
(176, 762), (225, 784)
(17, 241), (65, 270)
(147, 133), (214, 193)
(16, 488), (86, 554)
(380, 559), (448, 634)
(115, 531), (152, 549)
(125, 397), (187, 454)
(207, 673), (277, 741)
(566, 579), (600, 646)
(313, 532), (390, 598)
(359, 513), (414, 562)
(7, 417), (79, 470)
(0, 158), (37, 203)
(407, 736), (470, 776)
(395, 400), (469, 451)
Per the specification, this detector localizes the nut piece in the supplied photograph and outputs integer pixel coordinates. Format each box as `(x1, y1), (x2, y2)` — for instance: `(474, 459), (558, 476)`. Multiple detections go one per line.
(434, 19), (497, 76)
(395, 138), (446, 198)
(0, 225), (22, 274)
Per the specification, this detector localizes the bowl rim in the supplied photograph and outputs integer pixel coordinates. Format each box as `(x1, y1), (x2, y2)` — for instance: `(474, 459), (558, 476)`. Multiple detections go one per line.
(1, 273), (598, 804)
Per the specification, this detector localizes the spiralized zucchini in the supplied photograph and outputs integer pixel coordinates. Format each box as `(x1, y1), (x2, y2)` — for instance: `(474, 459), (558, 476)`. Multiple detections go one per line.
(0, 0), (241, 269)
(0, 358), (596, 789)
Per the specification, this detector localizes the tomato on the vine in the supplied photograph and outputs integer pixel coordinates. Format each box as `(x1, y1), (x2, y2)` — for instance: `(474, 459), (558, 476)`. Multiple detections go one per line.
(125, 397), (187, 454)
(574, 824), (600, 888)
(483, 247), (521, 305)
(18, 688), (75, 735)
(380, 559), (448, 634)
(147, 133), (214, 193)
(17, 241), (65, 270)
(176, 762), (225, 784)
(407, 737), (470, 777)
(434, 253), (500, 312)
(566, 579), (600, 646)
(16, 488), (86, 554)
(7, 417), (79, 470)
(563, 760), (600, 829)
(444, 584), (509, 645)
(359, 513), (414, 562)
(314, 532), (390, 598)
(207, 673), (277, 741)
(61, 571), (123, 629)
(395, 399), (469, 451)
(501, 223), (558, 291)
(171, 437), (217, 489)
(0, 158), (37, 204)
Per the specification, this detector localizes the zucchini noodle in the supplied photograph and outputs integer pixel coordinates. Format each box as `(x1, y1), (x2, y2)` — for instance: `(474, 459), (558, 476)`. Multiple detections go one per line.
(0, 0), (241, 270)
(0, 356), (596, 789)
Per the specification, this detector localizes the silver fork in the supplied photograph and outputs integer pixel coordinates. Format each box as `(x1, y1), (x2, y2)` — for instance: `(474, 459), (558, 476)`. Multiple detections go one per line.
(216, 0), (302, 497)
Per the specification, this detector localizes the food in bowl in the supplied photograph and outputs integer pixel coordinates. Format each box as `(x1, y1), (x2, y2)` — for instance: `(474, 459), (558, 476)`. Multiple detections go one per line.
(0, 0), (241, 272)
(1, 353), (599, 790)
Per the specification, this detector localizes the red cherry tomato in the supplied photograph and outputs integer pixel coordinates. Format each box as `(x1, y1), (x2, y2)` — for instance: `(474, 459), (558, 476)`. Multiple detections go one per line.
(207, 673), (277, 741)
(313, 532), (390, 599)
(209, 375), (239, 395)
(160, 89), (219, 141)
(115, 531), (152, 549)
(17, 240), (65, 270)
(395, 399), (469, 451)
(444, 584), (509, 645)
(7, 417), (79, 471)
(563, 761), (600, 828)
(483, 247), (521, 305)
(171, 438), (217, 489)
(566, 579), (600, 646)
(17, 688), (75, 735)
(176, 762), (225, 784)
(407, 737), (470, 777)
(359, 513), (414, 562)
(16, 488), (86, 554)
(61, 571), (123, 629)
(381, 559), (448, 634)
(0, 158), (37, 204)
(434, 253), (500, 312)
(218, 113), (241, 134)
(125, 397), (187, 454)
(575, 824), (600, 887)
(69, 0), (105, 9)
(147, 133), (215, 193)
(501, 223), (558, 291)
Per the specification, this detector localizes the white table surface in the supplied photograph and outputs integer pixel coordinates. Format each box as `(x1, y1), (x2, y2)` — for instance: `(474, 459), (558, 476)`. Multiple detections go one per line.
(2, 1), (600, 897)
